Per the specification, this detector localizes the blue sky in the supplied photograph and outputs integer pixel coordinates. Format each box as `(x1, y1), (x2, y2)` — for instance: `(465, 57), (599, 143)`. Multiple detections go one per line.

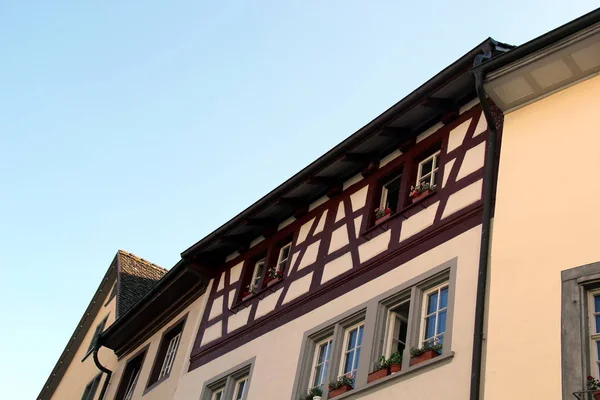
(0, 1), (596, 399)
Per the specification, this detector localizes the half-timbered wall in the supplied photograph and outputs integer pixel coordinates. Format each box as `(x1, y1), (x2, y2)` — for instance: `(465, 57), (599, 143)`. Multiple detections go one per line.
(190, 102), (493, 370)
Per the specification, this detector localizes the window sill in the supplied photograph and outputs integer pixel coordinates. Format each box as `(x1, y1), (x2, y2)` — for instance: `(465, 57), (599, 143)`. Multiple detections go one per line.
(230, 279), (285, 313)
(329, 352), (454, 400)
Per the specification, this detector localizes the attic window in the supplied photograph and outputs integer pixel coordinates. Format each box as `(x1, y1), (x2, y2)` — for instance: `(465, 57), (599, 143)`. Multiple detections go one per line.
(86, 315), (108, 355)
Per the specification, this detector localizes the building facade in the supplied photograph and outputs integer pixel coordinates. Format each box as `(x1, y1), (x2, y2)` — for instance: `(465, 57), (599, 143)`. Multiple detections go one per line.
(38, 7), (600, 400)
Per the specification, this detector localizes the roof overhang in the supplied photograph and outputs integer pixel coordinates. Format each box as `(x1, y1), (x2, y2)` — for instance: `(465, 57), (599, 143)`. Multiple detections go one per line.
(100, 261), (214, 358)
(475, 8), (600, 113)
(181, 38), (512, 262)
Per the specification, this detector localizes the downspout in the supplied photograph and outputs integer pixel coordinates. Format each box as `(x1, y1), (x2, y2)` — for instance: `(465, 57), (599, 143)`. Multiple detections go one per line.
(469, 48), (499, 400)
(93, 337), (112, 400)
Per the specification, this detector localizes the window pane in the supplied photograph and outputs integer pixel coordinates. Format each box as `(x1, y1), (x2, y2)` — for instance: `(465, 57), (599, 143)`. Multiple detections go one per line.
(317, 343), (328, 364)
(313, 364), (323, 387)
(235, 379), (246, 400)
(595, 295), (600, 312)
(432, 170), (438, 186)
(357, 326), (364, 346)
(421, 159), (433, 176)
(595, 315), (600, 334)
(596, 340), (600, 360)
(437, 310), (447, 334)
(347, 329), (358, 350)
(353, 348), (361, 371)
(343, 352), (354, 374)
(419, 175), (431, 186)
(427, 292), (438, 314)
(439, 287), (448, 309)
(425, 315), (436, 339)
(434, 153), (440, 168)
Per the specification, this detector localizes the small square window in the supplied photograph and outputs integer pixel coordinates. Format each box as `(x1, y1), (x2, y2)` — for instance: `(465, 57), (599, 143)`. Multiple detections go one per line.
(416, 150), (441, 188)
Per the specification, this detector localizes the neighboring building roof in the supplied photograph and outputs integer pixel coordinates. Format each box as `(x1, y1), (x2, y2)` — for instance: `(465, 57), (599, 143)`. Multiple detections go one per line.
(116, 250), (168, 318)
(37, 250), (164, 400)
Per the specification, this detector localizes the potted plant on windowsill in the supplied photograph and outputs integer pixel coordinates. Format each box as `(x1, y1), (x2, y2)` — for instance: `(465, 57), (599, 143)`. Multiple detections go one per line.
(367, 356), (390, 383)
(410, 338), (442, 366)
(410, 182), (435, 203)
(265, 268), (284, 287)
(328, 375), (353, 398)
(587, 376), (600, 399)
(241, 284), (257, 302)
(388, 351), (403, 374)
(300, 386), (322, 400)
(374, 207), (392, 225)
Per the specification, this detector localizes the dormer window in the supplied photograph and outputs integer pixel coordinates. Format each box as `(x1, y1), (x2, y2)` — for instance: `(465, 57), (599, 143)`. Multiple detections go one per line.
(416, 150), (440, 187)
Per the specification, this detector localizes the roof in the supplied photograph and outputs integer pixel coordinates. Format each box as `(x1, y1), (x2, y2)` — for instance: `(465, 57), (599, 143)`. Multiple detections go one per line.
(37, 250), (164, 400)
(181, 38), (513, 262)
(116, 250), (168, 318)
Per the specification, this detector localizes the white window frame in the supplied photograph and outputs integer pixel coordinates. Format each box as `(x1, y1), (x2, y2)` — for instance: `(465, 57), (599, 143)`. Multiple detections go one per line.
(420, 282), (449, 346)
(251, 259), (265, 290)
(338, 321), (365, 379)
(211, 388), (224, 400)
(308, 337), (333, 390)
(158, 331), (182, 379)
(588, 289), (600, 377)
(416, 150), (441, 187)
(276, 243), (292, 272)
(384, 299), (410, 357)
(379, 175), (402, 210)
(233, 376), (248, 400)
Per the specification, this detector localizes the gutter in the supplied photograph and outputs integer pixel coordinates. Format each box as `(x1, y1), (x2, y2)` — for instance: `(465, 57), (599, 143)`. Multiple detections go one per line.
(93, 338), (112, 400)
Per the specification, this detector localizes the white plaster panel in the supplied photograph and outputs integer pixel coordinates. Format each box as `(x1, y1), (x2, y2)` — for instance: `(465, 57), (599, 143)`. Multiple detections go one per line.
(353, 216), (363, 238)
(328, 225), (349, 254)
(309, 196), (329, 212)
(208, 295), (223, 321)
(399, 201), (440, 242)
(447, 119), (471, 153)
(216, 274), (225, 292)
(228, 289), (236, 308)
(335, 201), (345, 222)
(442, 158), (456, 188)
(379, 149), (402, 168)
(255, 288), (284, 319)
(297, 241), (320, 271)
(456, 141), (486, 181)
(343, 173), (363, 191)
(350, 186), (368, 212)
(442, 180), (483, 219)
(296, 217), (316, 245)
(321, 252), (353, 284)
(288, 251), (299, 277)
(282, 272), (313, 305)
(314, 210), (328, 235)
(358, 229), (391, 263)
(227, 307), (251, 333)
(229, 261), (243, 284)
(278, 216), (296, 230)
(200, 321), (222, 346)
(473, 112), (487, 137)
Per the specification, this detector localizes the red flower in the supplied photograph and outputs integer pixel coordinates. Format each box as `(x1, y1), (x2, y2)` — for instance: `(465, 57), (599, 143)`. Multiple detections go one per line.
(385, 207), (391, 214)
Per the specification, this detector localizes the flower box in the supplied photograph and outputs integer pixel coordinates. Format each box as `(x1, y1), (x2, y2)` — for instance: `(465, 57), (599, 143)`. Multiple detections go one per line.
(411, 189), (433, 203)
(367, 367), (390, 383)
(593, 392), (600, 400)
(241, 293), (254, 302)
(329, 385), (352, 398)
(390, 363), (402, 374)
(375, 214), (391, 225)
(410, 350), (439, 366)
(267, 277), (281, 287)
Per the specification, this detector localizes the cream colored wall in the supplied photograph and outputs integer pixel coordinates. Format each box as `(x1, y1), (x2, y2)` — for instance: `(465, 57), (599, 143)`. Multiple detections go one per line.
(484, 74), (600, 399)
(52, 284), (118, 400)
(103, 289), (210, 400)
(174, 226), (482, 400)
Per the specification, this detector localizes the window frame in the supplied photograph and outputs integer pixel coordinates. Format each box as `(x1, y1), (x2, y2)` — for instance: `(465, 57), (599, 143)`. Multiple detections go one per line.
(588, 289), (600, 378)
(416, 150), (441, 187)
(145, 315), (187, 393)
(275, 241), (292, 274)
(114, 345), (148, 400)
(200, 358), (255, 400)
(338, 321), (365, 379)
(419, 282), (449, 346)
(308, 336), (333, 390)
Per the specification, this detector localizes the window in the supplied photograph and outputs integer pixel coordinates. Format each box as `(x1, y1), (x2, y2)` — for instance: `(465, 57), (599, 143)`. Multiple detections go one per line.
(340, 322), (365, 379)
(421, 284), (449, 346)
(81, 374), (101, 400)
(379, 174), (402, 214)
(147, 317), (186, 388)
(385, 299), (410, 356)
(589, 291), (600, 376)
(202, 361), (254, 400)
(309, 337), (333, 389)
(86, 315), (109, 354)
(276, 242), (292, 274)
(250, 258), (265, 291)
(416, 150), (440, 187)
(115, 349), (146, 400)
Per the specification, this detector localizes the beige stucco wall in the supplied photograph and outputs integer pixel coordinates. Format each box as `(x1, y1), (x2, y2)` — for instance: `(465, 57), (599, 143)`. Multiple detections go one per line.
(174, 226), (482, 400)
(103, 289), (210, 400)
(52, 284), (118, 400)
(484, 74), (600, 399)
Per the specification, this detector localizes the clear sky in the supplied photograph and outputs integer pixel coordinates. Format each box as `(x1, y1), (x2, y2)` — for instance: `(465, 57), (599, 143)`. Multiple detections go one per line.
(0, 1), (596, 399)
